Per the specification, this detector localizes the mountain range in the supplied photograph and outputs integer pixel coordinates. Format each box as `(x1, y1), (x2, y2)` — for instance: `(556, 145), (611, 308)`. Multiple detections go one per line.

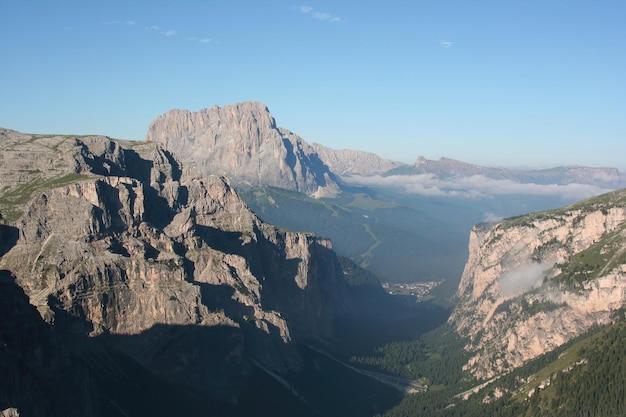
(145, 101), (625, 284)
(146, 101), (625, 196)
(1, 100), (625, 416)
(390, 156), (624, 187)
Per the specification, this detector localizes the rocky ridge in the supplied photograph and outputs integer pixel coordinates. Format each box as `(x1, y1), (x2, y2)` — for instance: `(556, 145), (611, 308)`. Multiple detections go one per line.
(309, 143), (405, 176)
(450, 189), (626, 380)
(0, 128), (349, 409)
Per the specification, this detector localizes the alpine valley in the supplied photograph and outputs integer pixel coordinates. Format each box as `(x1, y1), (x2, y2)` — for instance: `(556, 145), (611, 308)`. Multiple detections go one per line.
(1, 102), (625, 417)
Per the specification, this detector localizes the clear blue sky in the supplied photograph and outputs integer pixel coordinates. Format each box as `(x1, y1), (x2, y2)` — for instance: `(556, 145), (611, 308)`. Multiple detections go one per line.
(1, 0), (624, 169)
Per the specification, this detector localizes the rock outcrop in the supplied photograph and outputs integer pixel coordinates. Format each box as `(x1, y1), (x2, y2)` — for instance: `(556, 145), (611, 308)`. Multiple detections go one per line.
(449, 189), (626, 379)
(0, 130), (348, 407)
(145, 102), (341, 197)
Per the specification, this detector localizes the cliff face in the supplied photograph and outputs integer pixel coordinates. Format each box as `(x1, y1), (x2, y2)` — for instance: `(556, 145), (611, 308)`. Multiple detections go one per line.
(0, 130), (348, 407)
(145, 102), (341, 197)
(450, 189), (626, 380)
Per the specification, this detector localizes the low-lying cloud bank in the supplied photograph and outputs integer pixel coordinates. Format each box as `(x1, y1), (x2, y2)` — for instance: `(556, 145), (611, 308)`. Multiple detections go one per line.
(342, 174), (613, 200)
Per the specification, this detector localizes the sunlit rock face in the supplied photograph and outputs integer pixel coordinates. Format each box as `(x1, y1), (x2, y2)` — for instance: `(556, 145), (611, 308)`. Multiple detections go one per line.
(0, 130), (347, 401)
(450, 190), (626, 380)
(145, 101), (342, 197)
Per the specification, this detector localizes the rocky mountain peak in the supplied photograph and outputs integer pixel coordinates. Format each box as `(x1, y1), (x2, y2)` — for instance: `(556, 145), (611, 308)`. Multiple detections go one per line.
(145, 102), (340, 197)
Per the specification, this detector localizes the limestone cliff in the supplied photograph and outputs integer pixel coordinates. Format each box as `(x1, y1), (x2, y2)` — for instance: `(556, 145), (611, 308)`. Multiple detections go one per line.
(0, 129), (348, 406)
(450, 189), (626, 380)
(145, 102), (341, 197)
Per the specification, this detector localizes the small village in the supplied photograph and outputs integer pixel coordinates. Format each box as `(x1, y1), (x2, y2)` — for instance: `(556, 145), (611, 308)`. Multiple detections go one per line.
(382, 281), (440, 301)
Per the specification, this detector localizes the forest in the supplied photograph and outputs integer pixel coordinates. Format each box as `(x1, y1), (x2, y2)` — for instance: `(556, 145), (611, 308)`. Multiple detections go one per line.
(346, 319), (626, 417)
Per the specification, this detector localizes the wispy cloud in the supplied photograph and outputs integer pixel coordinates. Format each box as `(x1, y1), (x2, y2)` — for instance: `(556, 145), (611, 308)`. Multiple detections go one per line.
(499, 263), (551, 296)
(300, 5), (342, 23)
(342, 174), (611, 200)
(100, 20), (135, 26)
(483, 212), (504, 223)
(440, 40), (453, 48)
(107, 21), (211, 44)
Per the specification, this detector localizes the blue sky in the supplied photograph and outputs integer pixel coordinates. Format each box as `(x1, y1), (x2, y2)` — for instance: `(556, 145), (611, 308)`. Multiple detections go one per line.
(1, 0), (624, 169)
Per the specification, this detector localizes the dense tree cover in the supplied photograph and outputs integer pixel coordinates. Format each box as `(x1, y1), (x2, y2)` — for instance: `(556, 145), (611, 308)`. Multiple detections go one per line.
(522, 321), (626, 417)
(337, 255), (382, 287)
(351, 325), (467, 387)
(377, 321), (626, 417)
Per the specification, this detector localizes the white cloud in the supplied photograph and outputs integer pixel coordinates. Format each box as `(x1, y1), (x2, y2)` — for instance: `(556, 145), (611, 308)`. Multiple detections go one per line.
(312, 11), (342, 22)
(341, 174), (612, 200)
(483, 212), (504, 223)
(440, 40), (453, 48)
(165, 30), (176, 37)
(499, 263), (550, 296)
(200, 38), (212, 43)
(100, 20), (135, 26)
(300, 5), (342, 22)
(148, 25), (160, 30)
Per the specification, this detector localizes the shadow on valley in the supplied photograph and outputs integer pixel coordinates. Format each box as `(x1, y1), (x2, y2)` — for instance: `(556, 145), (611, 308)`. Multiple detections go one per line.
(0, 270), (98, 417)
(0, 266), (449, 417)
(335, 286), (451, 358)
(0, 224), (18, 257)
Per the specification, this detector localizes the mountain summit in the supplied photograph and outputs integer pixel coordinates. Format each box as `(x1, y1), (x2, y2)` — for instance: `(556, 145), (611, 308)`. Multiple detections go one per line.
(145, 102), (341, 197)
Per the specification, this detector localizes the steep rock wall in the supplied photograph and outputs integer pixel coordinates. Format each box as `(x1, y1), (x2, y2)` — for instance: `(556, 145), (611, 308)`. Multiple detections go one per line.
(450, 191), (626, 379)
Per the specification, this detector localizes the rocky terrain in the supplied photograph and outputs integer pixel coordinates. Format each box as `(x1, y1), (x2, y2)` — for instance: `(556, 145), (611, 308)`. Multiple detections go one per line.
(449, 188), (626, 379)
(0, 128), (354, 414)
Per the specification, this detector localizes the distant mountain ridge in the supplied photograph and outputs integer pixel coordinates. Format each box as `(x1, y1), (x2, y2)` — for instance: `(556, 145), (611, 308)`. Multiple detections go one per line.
(146, 101), (624, 198)
(310, 143), (405, 176)
(386, 156), (625, 188)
